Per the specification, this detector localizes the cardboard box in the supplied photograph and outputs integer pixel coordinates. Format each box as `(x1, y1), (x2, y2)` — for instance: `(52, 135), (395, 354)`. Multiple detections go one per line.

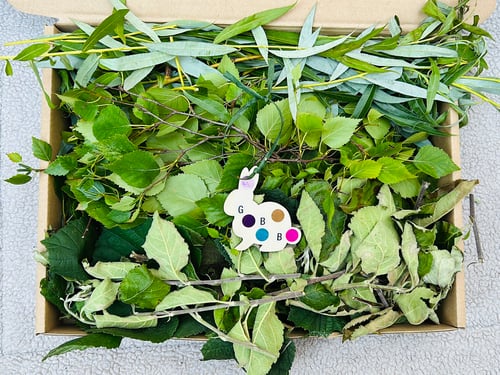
(7, 0), (495, 336)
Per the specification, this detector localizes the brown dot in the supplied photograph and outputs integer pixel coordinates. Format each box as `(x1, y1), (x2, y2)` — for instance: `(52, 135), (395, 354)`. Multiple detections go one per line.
(272, 209), (285, 222)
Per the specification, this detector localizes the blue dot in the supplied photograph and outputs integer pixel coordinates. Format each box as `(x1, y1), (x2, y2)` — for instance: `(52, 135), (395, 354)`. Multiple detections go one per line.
(256, 228), (269, 241)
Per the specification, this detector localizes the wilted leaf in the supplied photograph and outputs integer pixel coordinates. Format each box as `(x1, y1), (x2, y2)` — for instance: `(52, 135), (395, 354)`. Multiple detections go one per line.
(155, 285), (217, 311)
(394, 287), (435, 325)
(422, 248), (463, 288)
(82, 278), (120, 315)
(297, 190), (325, 261)
(263, 247), (297, 274)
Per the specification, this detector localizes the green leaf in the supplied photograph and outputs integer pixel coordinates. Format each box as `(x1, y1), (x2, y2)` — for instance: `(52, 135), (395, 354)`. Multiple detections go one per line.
(383, 45), (458, 58)
(401, 223), (420, 288)
(142, 212), (189, 281)
(14, 43), (51, 61)
(377, 157), (415, 184)
(108, 151), (160, 189)
(256, 99), (293, 145)
(300, 283), (340, 311)
(93, 218), (152, 262)
(124, 66), (154, 91)
(263, 247), (297, 274)
(147, 41), (236, 56)
(42, 333), (121, 361)
(119, 265), (171, 309)
(93, 105), (131, 141)
(413, 145), (459, 179)
(181, 159), (223, 193)
(221, 267), (241, 298)
(269, 36), (349, 59)
(94, 311), (158, 329)
(4, 174), (32, 185)
(173, 315), (207, 338)
(184, 91), (230, 122)
(320, 230), (352, 272)
(32, 136), (52, 161)
(349, 159), (381, 179)
(201, 337), (235, 361)
(157, 174), (209, 217)
(43, 217), (96, 281)
(7, 152), (22, 163)
(75, 54), (100, 87)
(394, 287), (435, 325)
(288, 306), (346, 337)
(297, 190), (325, 261)
(268, 338), (296, 375)
(422, 248), (463, 288)
(414, 179), (478, 227)
(343, 308), (402, 340)
(349, 205), (400, 275)
(426, 59), (441, 113)
(197, 194), (232, 227)
(82, 278), (120, 315)
(214, 3), (295, 43)
(100, 52), (174, 71)
(90, 317), (179, 343)
(321, 117), (360, 149)
(4, 59), (13, 76)
(83, 260), (139, 280)
(155, 286), (217, 311)
(217, 153), (254, 191)
(82, 9), (129, 52)
(45, 155), (78, 176)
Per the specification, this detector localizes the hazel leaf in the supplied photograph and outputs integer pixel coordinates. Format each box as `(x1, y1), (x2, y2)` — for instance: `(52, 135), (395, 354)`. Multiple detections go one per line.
(108, 151), (160, 189)
(157, 174), (209, 217)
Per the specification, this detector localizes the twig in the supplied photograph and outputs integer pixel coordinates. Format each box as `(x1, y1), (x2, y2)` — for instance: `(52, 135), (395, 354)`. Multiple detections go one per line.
(469, 193), (484, 263)
(162, 273), (301, 287)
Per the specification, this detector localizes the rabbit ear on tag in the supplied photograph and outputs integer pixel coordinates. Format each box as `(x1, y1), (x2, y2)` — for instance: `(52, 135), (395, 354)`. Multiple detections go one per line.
(238, 166), (259, 191)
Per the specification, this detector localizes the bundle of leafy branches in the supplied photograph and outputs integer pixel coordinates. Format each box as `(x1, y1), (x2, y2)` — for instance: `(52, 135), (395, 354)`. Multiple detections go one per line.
(3, 0), (499, 373)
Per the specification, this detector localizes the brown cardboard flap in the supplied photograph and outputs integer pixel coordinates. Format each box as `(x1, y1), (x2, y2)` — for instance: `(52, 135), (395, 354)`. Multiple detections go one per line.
(7, 0), (497, 32)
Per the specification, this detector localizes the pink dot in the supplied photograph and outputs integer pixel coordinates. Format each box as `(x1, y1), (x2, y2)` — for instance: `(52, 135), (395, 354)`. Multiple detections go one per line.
(286, 228), (300, 243)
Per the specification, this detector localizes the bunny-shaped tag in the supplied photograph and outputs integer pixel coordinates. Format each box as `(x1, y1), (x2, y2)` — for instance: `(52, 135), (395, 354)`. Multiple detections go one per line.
(223, 166), (301, 252)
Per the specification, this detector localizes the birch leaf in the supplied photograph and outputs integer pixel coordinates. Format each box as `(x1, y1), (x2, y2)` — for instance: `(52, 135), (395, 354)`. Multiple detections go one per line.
(297, 190), (325, 261)
(142, 212), (189, 281)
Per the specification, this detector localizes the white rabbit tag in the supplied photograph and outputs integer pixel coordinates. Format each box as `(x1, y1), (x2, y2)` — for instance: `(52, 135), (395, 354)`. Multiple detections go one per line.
(223, 166), (301, 252)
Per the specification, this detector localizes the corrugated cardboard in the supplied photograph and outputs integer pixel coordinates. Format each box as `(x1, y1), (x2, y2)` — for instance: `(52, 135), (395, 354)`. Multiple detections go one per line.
(7, 0), (494, 336)
(8, 0), (497, 32)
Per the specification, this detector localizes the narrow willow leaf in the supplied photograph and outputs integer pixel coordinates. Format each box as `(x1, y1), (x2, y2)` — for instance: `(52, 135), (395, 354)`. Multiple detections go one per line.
(82, 9), (129, 52)
(269, 36), (349, 59)
(157, 173), (209, 217)
(73, 19), (126, 49)
(413, 145), (459, 178)
(263, 247), (297, 274)
(214, 3), (295, 44)
(83, 260), (139, 280)
(297, 190), (325, 261)
(82, 278), (120, 315)
(142, 212), (189, 281)
(401, 223), (420, 288)
(352, 84), (376, 119)
(455, 76), (500, 95)
(172, 56), (221, 78)
(13, 43), (51, 61)
(321, 117), (360, 149)
(42, 333), (121, 361)
(147, 41), (236, 57)
(100, 52), (174, 71)
(367, 76), (450, 102)
(383, 45), (458, 58)
(94, 312), (158, 329)
(32, 136), (52, 161)
(123, 66), (154, 91)
(252, 26), (269, 62)
(110, 0), (160, 43)
(75, 53), (100, 87)
(346, 51), (417, 68)
(155, 285), (217, 311)
(426, 59), (441, 113)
